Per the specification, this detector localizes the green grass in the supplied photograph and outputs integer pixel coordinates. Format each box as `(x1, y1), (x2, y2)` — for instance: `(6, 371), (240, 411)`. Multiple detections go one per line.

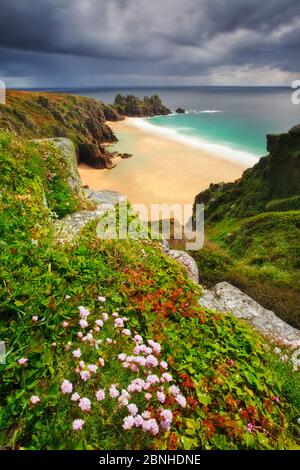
(0, 132), (299, 450)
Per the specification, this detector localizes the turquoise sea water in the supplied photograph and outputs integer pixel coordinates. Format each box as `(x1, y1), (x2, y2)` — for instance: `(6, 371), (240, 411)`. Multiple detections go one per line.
(65, 86), (300, 158)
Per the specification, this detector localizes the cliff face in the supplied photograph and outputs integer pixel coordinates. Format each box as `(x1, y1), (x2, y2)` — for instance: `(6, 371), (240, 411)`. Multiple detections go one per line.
(0, 90), (171, 170)
(194, 125), (300, 221)
(113, 94), (171, 116)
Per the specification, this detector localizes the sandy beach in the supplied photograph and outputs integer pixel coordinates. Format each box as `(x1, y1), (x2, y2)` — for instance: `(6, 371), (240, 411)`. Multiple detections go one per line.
(79, 118), (248, 212)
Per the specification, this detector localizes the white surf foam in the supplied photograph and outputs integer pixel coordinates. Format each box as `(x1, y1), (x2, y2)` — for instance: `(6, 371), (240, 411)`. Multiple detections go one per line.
(128, 117), (260, 167)
(187, 109), (223, 114)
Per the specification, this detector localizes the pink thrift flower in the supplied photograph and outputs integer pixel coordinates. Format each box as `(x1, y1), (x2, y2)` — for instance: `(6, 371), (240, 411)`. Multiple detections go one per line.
(102, 312), (109, 321)
(131, 364), (139, 373)
(98, 357), (105, 367)
(247, 422), (254, 433)
(61, 379), (73, 394)
(72, 348), (81, 359)
(94, 326), (100, 333)
(51, 342), (57, 349)
(143, 418), (159, 435)
(17, 357), (28, 366)
(145, 355), (158, 368)
(160, 361), (168, 370)
(175, 394), (186, 407)
(30, 395), (40, 405)
(109, 386), (120, 398)
(77, 331), (83, 339)
(71, 392), (80, 401)
(134, 334), (143, 344)
(123, 415), (135, 430)
(146, 374), (159, 385)
(145, 393), (152, 400)
(118, 395), (129, 407)
(79, 360), (85, 369)
(169, 385), (180, 396)
(32, 315), (39, 323)
(134, 415), (144, 427)
(118, 353), (127, 362)
(87, 364), (98, 373)
(148, 340), (161, 354)
(78, 306), (90, 319)
(79, 397), (91, 412)
(62, 321), (69, 328)
(122, 329), (131, 336)
(65, 295), (71, 300)
(73, 419), (85, 431)
(95, 319), (104, 327)
(106, 338), (113, 344)
(80, 370), (91, 382)
(127, 403), (138, 415)
(112, 312), (119, 318)
(98, 296), (106, 303)
(135, 356), (146, 367)
(95, 389), (105, 401)
(142, 411), (151, 419)
(157, 391), (166, 403)
(161, 372), (173, 383)
(114, 318), (124, 328)
(79, 319), (88, 329)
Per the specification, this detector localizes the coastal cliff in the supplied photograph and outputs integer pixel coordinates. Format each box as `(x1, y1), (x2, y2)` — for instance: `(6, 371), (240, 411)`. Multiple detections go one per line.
(0, 90), (170, 170)
(192, 125), (300, 329)
(1, 130), (299, 450)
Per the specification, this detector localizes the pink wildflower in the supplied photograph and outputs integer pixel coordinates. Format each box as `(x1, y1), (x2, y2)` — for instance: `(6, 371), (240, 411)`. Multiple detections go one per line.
(102, 312), (109, 321)
(106, 338), (113, 344)
(122, 329), (131, 336)
(112, 312), (119, 318)
(143, 418), (159, 435)
(118, 353), (127, 362)
(169, 385), (180, 396)
(145, 355), (158, 368)
(98, 357), (105, 367)
(77, 331), (83, 339)
(72, 348), (81, 359)
(157, 391), (166, 403)
(87, 364), (98, 373)
(95, 319), (104, 327)
(148, 340), (161, 354)
(114, 318), (124, 328)
(61, 379), (73, 394)
(109, 386), (120, 398)
(94, 326), (100, 332)
(17, 357), (28, 366)
(145, 393), (152, 400)
(73, 419), (85, 431)
(146, 374), (159, 385)
(78, 306), (90, 319)
(30, 395), (40, 405)
(130, 364), (139, 373)
(175, 394), (186, 407)
(127, 403), (138, 415)
(118, 395), (129, 407)
(247, 422), (254, 433)
(79, 397), (91, 412)
(65, 295), (71, 300)
(62, 321), (69, 328)
(160, 361), (168, 370)
(161, 372), (173, 383)
(123, 415), (135, 430)
(80, 370), (91, 382)
(142, 411), (151, 419)
(32, 316), (39, 323)
(95, 389), (105, 401)
(134, 415), (144, 427)
(71, 392), (80, 401)
(79, 319), (88, 329)
(134, 334), (143, 344)
(98, 296), (106, 303)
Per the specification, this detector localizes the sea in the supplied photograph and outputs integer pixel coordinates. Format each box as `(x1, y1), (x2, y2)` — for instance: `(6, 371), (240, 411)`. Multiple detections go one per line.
(57, 86), (300, 163)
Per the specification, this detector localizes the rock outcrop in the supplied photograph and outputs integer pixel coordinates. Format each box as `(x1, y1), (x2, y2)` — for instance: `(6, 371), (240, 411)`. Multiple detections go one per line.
(175, 107), (185, 114)
(199, 282), (300, 349)
(113, 94), (171, 117)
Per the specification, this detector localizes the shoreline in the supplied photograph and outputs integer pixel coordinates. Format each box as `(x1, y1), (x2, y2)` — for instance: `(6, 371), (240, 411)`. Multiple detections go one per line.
(78, 117), (249, 216)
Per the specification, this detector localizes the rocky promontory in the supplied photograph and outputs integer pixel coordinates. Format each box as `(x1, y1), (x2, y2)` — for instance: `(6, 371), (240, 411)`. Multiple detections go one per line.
(0, 90), (171, 169)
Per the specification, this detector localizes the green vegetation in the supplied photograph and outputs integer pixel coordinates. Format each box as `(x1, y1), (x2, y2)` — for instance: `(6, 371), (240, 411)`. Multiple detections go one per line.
(0, 131), (299, 450)
(193, 127), (300, 328)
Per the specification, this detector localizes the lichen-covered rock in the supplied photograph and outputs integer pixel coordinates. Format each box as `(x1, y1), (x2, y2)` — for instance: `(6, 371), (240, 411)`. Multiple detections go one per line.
(35, 137), (86, 201)
(114, 94), (171, 117)
(199, 281), (300, 349)
(168, 250), (199, 282)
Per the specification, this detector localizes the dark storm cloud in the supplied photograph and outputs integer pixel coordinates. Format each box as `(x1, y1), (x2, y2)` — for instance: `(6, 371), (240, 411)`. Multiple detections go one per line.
(0, 0), (299, 86)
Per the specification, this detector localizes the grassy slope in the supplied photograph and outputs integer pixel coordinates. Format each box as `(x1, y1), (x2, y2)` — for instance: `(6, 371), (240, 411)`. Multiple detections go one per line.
(193, 131), (300, 328)
(0, 132), (299, 450)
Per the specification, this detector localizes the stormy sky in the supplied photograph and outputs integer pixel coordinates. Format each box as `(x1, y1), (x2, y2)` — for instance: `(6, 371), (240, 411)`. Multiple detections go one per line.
(0, 0), (300, 88)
